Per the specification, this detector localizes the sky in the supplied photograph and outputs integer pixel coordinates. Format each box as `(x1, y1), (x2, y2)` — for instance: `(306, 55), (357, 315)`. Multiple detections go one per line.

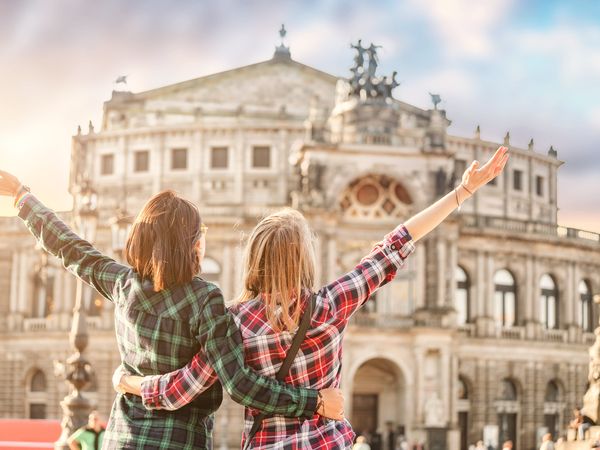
(0, 0), (599, 231)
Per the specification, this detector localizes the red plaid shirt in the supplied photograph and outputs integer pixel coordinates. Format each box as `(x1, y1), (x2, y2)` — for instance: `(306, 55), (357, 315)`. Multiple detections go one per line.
(141, 224), (415, 449)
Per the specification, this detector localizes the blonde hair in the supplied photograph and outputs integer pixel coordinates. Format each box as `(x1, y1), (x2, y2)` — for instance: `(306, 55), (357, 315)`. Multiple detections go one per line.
(237, 208), (316, 332)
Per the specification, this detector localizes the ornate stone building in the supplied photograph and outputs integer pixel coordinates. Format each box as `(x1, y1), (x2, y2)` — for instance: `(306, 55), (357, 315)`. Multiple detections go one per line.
(1, 34), (599, 450)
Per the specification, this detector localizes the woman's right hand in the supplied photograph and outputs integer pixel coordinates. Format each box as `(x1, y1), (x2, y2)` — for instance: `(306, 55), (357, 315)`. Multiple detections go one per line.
(316, 388), (345, 420)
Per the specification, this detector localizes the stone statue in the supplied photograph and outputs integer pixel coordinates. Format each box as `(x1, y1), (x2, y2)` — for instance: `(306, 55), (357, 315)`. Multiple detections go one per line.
(279, 24), (287, 41)
(583, 303), (600, 423)
(424, 393), (445, 427)
(351, 39), (367, 70)
(429, 93), (442, 110)
(366, 43), (382, 79)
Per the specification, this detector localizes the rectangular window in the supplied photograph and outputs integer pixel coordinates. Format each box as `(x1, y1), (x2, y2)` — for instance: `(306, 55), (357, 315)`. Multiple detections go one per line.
(252, 146), (271, 168)
(134, 150), (150, 172)
(536, 175), (544, 196)
(211, 147), (229, 169)
(29, 403), (46, 419)
(171, 148), (188, 170)
(513, 169), (523, 191)
(101, 154), (114, 175)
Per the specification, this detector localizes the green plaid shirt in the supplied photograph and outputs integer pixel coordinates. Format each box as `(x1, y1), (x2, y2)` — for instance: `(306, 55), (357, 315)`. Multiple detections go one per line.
(18, 195), (317, 449)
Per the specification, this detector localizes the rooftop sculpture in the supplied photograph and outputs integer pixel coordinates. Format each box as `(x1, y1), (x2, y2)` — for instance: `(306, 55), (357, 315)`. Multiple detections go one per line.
(348, 40), (399, 101)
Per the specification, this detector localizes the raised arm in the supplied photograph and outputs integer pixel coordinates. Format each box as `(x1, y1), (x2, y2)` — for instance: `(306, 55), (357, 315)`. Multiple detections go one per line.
(0, 170), (130, 301)
(322, 146), (509, 324)
(404, 146), (509, 242)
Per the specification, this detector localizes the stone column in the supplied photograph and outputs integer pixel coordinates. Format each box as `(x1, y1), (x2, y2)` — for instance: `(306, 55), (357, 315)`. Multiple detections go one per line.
(327, 236), (337, 284)
(437, 237), (446, 308)
(524, 255), (536, 339)
(9, 251), (20, 314)
(414, 348), (424, 426)
(448, 241), (458, 308)
(441, 348), (451, 425)
(192, 129), (203, 203)
(416, 247), (426, 310)
(234, 128), (245, 205)
(17, 251), (30, 316)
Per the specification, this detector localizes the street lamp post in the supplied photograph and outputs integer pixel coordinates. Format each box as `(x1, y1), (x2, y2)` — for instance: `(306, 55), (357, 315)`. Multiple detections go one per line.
(54, 181), (99, 450)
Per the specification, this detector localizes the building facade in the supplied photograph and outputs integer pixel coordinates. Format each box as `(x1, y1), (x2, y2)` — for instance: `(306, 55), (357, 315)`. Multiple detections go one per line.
(1, 37), (599, 450)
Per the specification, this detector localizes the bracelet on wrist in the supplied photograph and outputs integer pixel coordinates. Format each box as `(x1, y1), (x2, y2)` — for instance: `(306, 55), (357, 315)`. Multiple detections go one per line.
(13, 185), (31, 208)
(460, 183), (474, 196)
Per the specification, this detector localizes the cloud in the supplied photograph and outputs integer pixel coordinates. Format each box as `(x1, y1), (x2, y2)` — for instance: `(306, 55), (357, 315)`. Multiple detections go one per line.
(406, 0), (515, 58)
(514, 24), (600, 84)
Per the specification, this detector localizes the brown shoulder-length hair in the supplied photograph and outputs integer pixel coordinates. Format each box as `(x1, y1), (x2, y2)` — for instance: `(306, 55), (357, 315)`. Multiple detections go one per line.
(236, 208), (316, 332)
(125, 190), (202, 292)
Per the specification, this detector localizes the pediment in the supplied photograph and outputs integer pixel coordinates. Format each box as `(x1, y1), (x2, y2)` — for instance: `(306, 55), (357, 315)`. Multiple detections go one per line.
(132, 58), (338, 117)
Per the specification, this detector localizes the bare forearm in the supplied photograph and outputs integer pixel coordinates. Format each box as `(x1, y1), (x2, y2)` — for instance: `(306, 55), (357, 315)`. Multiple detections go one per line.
(404, 186), (470, 242)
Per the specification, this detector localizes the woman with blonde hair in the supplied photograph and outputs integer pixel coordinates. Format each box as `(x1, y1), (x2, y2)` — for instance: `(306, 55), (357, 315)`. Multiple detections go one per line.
(117, 147), (509, 448)
(0, 171), (343, 449)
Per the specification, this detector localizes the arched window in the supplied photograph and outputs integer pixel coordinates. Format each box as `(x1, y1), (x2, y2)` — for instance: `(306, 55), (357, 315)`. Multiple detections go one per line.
(540, 274), (558, 329)
(494, 270), (517, 327)
(457, 376), (470, 450)
(500, 379), (518, 401)
(27, 370), (47, 419)
(201, 257), (221, 286)
(544, 380), (562, 439)
(339, 174), (413, 220)
(455, 267), (470, 326)
(33, 270), (55, 318)
(30, 371), (46, 392)
(545, 380), (559, 402)
(458, 377), (469, 400)
(579, 280), (593, 332)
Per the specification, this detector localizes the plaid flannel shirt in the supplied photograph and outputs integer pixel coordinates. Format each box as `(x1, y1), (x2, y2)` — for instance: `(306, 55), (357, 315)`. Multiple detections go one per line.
(140, 224), (415, 449)
(18, 195), (318, 450)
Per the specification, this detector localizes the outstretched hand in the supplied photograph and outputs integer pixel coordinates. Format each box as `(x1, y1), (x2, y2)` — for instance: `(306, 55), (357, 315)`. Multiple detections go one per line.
(461, 146), (509, 193)
(0, 170), (22, 197)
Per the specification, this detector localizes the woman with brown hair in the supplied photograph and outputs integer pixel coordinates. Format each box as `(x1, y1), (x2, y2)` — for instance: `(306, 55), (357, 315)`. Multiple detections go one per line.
(116, 147), (509, 448)
(0, 171), (343, 449)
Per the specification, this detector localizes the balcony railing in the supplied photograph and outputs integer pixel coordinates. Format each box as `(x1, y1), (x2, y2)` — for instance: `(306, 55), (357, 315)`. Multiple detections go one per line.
(461, 214), (600, 244)
(21, 316), (108, 333)
(498, 326), (525, 340)
(351, 313), (413, 329)
(541, 328), (568, 343)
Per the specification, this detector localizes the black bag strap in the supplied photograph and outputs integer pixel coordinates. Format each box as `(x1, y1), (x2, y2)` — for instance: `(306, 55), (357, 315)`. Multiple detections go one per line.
(243, 294), (317, 450)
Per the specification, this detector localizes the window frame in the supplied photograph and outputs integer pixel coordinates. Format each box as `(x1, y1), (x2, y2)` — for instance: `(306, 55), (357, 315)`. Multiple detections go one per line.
(494, 269), (517, 327)
(133, 150), (150, 173)
(100, 153), (115, 176)
(171, 147), (188, 171)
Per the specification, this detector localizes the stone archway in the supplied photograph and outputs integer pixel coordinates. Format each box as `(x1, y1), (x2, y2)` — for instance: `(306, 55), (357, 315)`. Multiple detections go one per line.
(351, 357), (407, 446)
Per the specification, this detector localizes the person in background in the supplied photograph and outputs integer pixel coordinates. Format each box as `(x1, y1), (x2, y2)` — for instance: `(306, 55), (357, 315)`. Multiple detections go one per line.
(353, 436), (372, 450)
(540, 433), (555, 450)
(502, 440), (513, 450)
(67, 411), (105, 450)
(570, 407), (595, 440)
(474, 440), (486, 450)
(386, 422), (396, 450)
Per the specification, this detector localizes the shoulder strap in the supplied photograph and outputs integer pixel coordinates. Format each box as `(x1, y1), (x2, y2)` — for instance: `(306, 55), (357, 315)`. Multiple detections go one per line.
(243, 294), (316, 450)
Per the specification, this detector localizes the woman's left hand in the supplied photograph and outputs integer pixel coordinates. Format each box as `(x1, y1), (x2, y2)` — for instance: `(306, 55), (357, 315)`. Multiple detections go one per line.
(0, 170), (22, 197)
